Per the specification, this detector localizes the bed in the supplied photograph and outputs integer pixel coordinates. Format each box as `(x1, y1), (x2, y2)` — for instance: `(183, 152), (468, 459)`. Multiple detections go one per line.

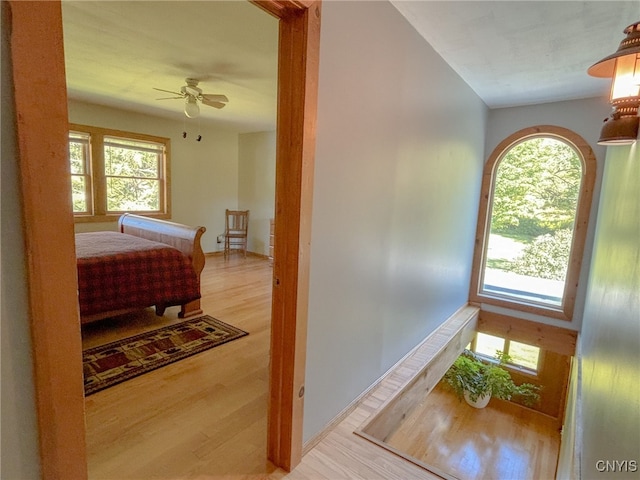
(75, 214), (207, 324)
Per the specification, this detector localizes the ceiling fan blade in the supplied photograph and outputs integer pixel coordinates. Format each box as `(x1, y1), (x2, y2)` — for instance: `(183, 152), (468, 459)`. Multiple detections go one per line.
(156, 96), (184, 100)
(202, 98), (227, 109)
(153, 87), (184, 96)
(201, 94), (229, 103)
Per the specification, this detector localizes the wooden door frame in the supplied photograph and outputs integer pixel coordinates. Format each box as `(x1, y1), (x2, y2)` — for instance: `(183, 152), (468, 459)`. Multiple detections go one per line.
(8, 0), (320, 476)
(253, 0), (321, 470)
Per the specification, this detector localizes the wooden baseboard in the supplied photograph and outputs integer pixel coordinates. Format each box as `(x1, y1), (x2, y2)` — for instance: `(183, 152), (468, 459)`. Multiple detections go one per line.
(359, 305), (479, 442)
(301, 341), (427, 455)
(303, 304), (479, 455)
(205, 250), (269, 259)
(556, 336), (582, 480)
(302, 381), (375, 455)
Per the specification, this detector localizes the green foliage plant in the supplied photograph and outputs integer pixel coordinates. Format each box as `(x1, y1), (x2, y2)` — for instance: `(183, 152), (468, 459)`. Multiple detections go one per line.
(443, 349), (541, 407)
(491, 137), (582, 236)
(509, 228), (572, 281)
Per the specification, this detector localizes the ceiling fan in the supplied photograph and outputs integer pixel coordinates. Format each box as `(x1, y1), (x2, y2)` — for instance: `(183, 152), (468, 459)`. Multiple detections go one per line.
(154, 78), (229, 118)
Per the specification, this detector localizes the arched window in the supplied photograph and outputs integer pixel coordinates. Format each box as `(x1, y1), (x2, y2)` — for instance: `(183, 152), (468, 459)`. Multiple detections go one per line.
(470, 126), (596, 321)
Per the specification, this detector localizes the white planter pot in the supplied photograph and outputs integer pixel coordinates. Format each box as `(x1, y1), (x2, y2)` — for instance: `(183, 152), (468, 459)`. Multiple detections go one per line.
(464, 390), (491, 409)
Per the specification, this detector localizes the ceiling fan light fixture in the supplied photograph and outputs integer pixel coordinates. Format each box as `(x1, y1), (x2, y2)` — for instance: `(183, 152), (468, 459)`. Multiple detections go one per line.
(154, 78), (228, 117)
(588, 21), (640, 146)
(184, 96), (200, 118)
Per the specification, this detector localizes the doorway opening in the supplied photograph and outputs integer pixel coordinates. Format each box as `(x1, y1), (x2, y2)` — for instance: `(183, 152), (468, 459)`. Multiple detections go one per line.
(8, 0), (320, 476)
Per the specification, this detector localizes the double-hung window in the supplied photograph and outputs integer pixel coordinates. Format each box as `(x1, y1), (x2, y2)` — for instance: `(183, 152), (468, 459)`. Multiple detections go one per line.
(68, 124), (171, 221)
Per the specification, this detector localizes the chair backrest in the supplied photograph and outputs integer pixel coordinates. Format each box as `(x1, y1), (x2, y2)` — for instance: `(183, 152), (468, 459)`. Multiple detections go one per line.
(225, 209), (249, 233)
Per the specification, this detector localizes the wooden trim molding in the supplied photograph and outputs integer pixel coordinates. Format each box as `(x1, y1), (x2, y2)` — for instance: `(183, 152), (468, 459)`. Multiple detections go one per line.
(469, 125), (596, 321)
(69, 123), (172, 222)
(359, 306), (479, 443)
(302, 306), (478, 457)
(8, 2), (88, 478)
(477, 310), (576, 420)
(12, 0), (321, 476)
(477, 310), (577, 357)
(254, 0), (322, 470)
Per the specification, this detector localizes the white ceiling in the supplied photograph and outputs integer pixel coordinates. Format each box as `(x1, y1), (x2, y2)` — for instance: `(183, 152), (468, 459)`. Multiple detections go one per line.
(62, 1), (640, 132)
(62, 1), (279, 133)
(390, 1), (640, 108)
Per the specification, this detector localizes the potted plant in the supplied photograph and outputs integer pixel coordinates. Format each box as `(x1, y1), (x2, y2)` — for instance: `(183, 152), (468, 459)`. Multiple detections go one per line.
(442, 349), (541, 409)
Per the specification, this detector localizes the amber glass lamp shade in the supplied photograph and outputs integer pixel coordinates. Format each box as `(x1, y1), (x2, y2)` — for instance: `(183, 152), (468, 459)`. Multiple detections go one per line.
(588, 22), (640, 145)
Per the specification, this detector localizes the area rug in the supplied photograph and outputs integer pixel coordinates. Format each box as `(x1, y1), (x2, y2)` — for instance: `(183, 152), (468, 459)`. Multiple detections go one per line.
(83, 315), (248, 395)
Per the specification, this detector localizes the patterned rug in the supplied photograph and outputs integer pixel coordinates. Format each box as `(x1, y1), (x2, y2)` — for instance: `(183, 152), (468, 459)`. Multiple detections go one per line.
(83, 315), (248, 395)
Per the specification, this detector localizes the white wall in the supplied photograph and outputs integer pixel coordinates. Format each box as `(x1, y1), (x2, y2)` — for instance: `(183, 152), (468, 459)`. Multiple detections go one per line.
(485, 97), (609, 330)
(303, 1), (487, 441)
(238, 131), (276, 255)
(69, 100), (239, 253)
(578, 143), (640, 479)
(486, 96), (611, 160)
(1, 6), (42, 476)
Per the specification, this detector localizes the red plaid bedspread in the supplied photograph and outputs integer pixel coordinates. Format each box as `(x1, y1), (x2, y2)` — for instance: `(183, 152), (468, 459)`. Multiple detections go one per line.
(75, 232), (200, 317)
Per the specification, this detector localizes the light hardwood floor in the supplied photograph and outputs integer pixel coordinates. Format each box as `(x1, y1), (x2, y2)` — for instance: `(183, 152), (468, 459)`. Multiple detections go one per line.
(83, 253), (281, 479)
(83, 254), (558, 479)
(384, 384), (560, 480)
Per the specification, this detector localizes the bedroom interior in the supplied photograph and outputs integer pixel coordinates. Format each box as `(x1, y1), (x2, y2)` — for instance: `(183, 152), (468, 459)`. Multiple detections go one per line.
(63, 0), (279, 255)
(3, 0), (637, 478)
(60, 0), (283, 476)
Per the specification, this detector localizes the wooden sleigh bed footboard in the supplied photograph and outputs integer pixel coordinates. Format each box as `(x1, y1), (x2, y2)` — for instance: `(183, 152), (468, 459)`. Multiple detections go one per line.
(119, 213), (207, 319)
(77, 214), (207, 324)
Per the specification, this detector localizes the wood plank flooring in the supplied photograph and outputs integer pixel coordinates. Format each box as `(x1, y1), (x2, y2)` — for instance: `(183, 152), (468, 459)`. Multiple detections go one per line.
(83, 253), (281, 478)
(384, 384), (561, 480)
(83, 254), (559, 479)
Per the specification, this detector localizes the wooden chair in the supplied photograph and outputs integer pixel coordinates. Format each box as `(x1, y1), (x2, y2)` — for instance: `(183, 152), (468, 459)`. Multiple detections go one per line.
(224, 209), (249, 257)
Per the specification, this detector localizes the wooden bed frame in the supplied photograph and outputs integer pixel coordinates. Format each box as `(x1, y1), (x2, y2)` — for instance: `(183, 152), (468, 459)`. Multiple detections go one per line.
(80, 214), (207, 324)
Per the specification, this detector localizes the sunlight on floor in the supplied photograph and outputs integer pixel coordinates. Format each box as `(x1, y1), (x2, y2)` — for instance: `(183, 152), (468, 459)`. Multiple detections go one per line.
(382, 384), (560, 480)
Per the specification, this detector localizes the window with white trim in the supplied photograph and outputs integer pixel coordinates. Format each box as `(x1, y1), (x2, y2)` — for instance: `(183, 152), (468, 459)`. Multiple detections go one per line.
(68, 124), (170, 221)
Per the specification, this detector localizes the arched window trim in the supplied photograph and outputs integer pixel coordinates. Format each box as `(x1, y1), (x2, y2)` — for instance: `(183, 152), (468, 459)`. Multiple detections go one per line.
(470, 125), (596, 321)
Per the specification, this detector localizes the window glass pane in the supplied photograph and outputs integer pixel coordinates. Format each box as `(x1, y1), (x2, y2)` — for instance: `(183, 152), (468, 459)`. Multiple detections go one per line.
(508, 341), (540, 371)
(475, 333), (505, 358)
(106, 178), (160, 212)
(104, 137), (162, 178)
(71, 175), (87, 213)
(482, 137), (582, 307)
(69, 132), (90, 213)
(69, 141), (87, 174)
(103, 136), (162, 213)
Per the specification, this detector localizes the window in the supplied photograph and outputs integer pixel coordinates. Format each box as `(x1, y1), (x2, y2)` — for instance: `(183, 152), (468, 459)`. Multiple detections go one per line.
(103, 136), (163, 212)
(68, 124), (171, 221)
(69, 131), (91, 214)
(472, 332), (541, 373)
(470, 126), (596, 321)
